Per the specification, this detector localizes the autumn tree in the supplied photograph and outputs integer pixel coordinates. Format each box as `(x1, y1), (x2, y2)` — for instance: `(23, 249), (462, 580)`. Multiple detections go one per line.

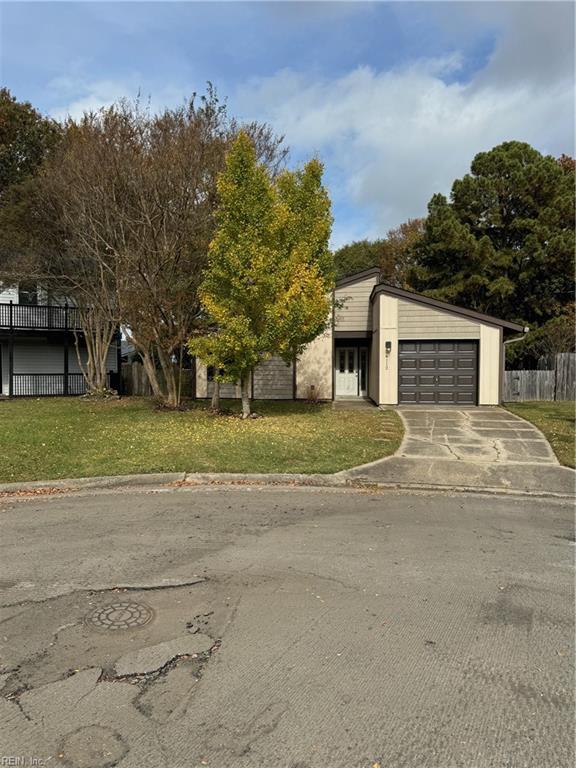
(333, 218), (423, 286)
(32, 91), (286, 404)
(0, 89), (61, 275)
(190, 132), (333, 417)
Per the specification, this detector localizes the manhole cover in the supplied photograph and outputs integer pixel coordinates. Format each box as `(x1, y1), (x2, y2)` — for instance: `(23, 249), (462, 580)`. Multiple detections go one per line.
(86, 601), (154, 631)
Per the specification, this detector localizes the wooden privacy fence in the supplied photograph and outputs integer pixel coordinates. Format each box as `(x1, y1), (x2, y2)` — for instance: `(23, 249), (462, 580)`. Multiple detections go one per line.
(121, 362), (195, 398)
(504, 353), (575, 402)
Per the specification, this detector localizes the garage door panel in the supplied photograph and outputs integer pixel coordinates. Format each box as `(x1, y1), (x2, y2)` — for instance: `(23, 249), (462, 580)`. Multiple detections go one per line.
(398, 340), (478, 405)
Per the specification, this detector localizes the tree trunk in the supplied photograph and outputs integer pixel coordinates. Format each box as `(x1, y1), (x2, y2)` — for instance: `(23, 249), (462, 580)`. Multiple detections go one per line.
(74, 316), (116, 394)
(156, 346), (179, 408)
(240, 372), (251, 418)
(211, 380), (220, 411)
(139, 348), (164, 399)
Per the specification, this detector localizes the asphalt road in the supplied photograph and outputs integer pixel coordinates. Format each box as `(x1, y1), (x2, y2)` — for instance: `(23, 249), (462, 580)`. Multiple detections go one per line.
(0, 485), (574, 768)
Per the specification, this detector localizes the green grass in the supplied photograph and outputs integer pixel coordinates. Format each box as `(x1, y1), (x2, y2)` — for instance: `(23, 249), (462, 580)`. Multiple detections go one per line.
(505, 401), (575, 468)
(0, 397), (403, 483)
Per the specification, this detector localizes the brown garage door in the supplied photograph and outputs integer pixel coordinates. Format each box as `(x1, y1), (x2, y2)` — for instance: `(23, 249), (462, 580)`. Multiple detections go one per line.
(398, 341), (478, 405)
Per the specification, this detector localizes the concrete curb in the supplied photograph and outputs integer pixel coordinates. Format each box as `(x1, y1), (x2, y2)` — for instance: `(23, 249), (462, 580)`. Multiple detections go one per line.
(0, 469), (573, 501)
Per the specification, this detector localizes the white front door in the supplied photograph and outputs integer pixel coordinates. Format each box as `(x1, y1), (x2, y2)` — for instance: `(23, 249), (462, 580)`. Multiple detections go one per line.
(335, 347), (358, 396)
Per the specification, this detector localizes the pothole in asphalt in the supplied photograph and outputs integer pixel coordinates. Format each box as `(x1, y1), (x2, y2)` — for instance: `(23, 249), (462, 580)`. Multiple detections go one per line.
(59, 725), (128, 768)
(85, 601), (155, 632)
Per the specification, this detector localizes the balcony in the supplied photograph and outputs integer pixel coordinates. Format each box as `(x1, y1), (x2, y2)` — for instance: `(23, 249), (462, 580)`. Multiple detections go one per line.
(0, 302), (83, 332)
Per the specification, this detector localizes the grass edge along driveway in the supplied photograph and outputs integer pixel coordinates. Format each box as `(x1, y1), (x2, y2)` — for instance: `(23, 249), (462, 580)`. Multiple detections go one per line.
(0, 397), (403, 483)
(505, 401), (575, 468)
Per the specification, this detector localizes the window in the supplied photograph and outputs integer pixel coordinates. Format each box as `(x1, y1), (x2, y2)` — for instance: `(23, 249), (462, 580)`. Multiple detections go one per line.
(339, 350), (345, 374)
(18, 282), (38, 306)
(348, 350), (354, 373)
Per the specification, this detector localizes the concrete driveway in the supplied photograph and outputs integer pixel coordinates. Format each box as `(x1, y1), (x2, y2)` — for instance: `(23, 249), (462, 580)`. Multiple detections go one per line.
(346, 407), (575, 496)
(398, 407), (558, 463)
(0, 484), (573, 768)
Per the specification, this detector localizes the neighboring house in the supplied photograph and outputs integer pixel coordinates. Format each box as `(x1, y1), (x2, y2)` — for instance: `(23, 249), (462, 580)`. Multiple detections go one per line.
(195, 267), (525, 406)
(0, 282), (120, 397)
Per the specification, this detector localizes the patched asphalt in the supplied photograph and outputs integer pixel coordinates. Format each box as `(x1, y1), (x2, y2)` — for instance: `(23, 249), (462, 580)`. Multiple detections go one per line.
(0, 484), (573, 767)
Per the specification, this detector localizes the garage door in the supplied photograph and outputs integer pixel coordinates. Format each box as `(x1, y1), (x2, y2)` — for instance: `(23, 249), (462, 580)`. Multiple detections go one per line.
(398, 341), (478, 405)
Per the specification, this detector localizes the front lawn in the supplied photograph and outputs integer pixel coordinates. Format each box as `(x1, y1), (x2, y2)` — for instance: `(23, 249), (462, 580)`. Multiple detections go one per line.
(0, 397), (403, 483)
(505, 401), (575, 468)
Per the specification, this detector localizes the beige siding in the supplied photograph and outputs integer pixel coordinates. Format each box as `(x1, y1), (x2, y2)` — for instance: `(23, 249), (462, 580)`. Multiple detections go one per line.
(368, 299), (379, 402)
(378, 295), (399, 405)
(334, 275), (379, 331)
(478, 325), (501, 405)
(296, 327), (333, 400)
(253, 356), (293, 399)
(398, 299), (480, 339)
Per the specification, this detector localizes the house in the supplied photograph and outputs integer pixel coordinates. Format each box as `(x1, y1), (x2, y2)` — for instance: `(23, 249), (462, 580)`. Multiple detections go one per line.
(195, 267), (525, 405)
(0, 282), (120, 396)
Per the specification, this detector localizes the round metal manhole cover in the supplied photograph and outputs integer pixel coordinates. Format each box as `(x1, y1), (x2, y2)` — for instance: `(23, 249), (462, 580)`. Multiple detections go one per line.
(85, 601), (154, 631)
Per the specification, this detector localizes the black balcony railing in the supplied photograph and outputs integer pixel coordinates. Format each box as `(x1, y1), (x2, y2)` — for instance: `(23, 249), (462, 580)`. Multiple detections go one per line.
(0, 302), (83, 331)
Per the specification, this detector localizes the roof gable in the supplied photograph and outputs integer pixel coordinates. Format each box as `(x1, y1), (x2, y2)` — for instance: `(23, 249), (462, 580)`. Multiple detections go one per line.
(370, 283), (525, 333)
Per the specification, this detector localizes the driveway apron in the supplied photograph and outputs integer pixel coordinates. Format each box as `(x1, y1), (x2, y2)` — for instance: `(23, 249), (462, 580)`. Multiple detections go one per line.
(345, 407), (575, 496)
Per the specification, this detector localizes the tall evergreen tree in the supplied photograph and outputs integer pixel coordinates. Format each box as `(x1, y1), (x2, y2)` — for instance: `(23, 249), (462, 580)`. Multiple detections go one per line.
(413, 141), (575, 330)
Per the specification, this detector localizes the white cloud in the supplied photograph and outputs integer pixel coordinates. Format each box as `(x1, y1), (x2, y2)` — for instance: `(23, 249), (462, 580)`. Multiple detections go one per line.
(47, 76), (190, 122)
(235, 9), (574, 246)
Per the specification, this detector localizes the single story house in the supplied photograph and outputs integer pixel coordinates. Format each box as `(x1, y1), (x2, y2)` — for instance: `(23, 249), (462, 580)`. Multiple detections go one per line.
(195, 267), (525, 406)
(0, 282), (120, 397)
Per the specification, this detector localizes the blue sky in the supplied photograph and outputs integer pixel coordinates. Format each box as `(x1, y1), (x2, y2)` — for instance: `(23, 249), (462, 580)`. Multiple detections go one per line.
(1, 1), (574, 246)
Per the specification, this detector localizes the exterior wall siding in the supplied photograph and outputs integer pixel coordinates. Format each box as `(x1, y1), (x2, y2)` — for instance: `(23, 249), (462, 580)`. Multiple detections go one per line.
(0, 283), (18, 303)
(398, 300), (480, 339)
(334, 275), (379, 331)
(296, 327), (333, 400)
(0, 338), (119, 396)
(69, 343), (118, 375)
(207, 380), (240, 399)
(372, 293), (502, 405)
(368, 298), (380, 402)
(378, 295), (399, 405)
(253, 356), (293, 399)
(478, 325), (501, 405)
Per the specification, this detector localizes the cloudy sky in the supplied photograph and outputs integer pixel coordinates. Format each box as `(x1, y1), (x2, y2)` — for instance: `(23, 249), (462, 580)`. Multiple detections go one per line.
(1, 1), (574, 247)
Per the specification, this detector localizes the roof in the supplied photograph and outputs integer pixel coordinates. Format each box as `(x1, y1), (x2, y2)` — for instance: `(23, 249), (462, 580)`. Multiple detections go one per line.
(370, 282), (525, 333)
(335, 266), (381, 289)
